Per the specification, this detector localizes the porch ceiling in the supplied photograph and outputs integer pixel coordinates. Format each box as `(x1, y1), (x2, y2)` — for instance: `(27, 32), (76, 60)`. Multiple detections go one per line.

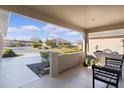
(0, 5), (124, 33)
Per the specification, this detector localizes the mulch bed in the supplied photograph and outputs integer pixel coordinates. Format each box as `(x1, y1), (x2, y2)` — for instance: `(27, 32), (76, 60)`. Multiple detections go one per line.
(27, 62), (49, 77)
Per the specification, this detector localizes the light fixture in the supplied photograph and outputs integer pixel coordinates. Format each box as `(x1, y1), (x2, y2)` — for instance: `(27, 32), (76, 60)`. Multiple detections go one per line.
(91, 18), (95, 21)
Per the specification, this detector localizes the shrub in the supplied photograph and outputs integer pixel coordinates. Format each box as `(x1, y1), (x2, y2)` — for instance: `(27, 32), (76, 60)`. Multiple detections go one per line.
(45, 39), (53, 46)
(32, 40), (42, 48)
(38, 46), (42, 49)
(83, 55), (99, 67)
(40, 52), (50, 66)
(3, 49), (17, 58)
(72, 46), (79, 51)
(40, 52), (49, 59)
(58, 45), (65, 49)
(32, 42), (39, 48)
(57, 48), (80, 54)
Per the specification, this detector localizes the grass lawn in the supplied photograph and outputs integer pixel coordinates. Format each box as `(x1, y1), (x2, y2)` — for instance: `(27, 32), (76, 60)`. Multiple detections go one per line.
(52, 48), (82, 54)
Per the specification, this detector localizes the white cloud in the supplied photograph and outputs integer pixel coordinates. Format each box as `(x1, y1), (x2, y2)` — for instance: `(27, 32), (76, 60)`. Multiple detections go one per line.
(49, 34), (59, 39)
(4, 35), (32, 41)
(65, 31), (80, 36)
(42, 24), (69, 34)
(41, 24), (81, 39)
(8, 27), (19, 32)
(42, 24), (58, 32)
(8, 25), (41, 32)
(6, 25), (41, 41)
(15, 36), (32, 41)
(7, 24), (82, 41)
(21, 25), (40, 31)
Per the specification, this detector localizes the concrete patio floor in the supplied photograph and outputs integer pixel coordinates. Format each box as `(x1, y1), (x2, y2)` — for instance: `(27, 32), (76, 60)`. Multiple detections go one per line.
(21, 66), (124, 88)
(0, 53), (124, 88)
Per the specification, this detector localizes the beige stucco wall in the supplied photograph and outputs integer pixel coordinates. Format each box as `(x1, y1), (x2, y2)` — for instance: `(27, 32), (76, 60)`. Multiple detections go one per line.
(49, 52), (84, 76)
(89, 38), (124, 55)
(58, 52), (83, 72)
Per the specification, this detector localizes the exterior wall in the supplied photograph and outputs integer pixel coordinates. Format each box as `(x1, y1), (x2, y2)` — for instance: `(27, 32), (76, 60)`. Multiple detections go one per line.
(89, 38), (124, 55)
(49, 52), (84, 77)
(58, 52), (83, 72)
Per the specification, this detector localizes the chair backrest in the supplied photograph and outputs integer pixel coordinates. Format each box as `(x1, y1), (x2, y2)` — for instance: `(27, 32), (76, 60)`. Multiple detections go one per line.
(92, 65), (121, 74)
(92, 65), (120, 88)
(105, 54), (124, 69)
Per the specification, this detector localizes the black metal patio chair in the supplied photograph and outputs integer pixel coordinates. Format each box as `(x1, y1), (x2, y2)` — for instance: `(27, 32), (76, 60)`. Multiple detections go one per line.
(104, 55), (124, 80)
(92, 65), (121, 88)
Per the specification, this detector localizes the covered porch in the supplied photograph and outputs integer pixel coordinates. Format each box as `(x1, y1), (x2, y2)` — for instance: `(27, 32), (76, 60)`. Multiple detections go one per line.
(0, 6), (124, 88)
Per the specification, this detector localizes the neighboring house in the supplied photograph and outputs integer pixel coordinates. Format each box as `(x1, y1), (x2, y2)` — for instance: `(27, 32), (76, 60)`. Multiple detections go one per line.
(72, 40), (83, 47)
(42, 43), (49, 49)
(3, 39), (32, 47)
(52, 37), (71, 46)
(72, 40), (83, 49)
(3, 39), (13, 47)
(18, 40), (32, 46)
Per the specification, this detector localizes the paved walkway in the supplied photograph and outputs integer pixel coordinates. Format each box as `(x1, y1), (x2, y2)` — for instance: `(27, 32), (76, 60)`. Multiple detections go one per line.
(0, 52), (41, 88)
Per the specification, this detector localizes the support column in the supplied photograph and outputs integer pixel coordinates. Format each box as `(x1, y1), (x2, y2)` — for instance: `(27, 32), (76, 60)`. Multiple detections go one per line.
(49, 52), (59, 77)
(0, 33), (3, 62)
(83, 31), (89, 56)
(0, 12), (10, 62)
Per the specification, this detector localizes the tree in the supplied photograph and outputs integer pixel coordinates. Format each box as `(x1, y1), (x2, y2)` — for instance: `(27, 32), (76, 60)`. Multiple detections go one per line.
(32, 41), (39, 48)
(31, 39), (43, 48)
(38, 39), (43, 46)
(38, 39), (43, 44)
(45, 39), (53, 46)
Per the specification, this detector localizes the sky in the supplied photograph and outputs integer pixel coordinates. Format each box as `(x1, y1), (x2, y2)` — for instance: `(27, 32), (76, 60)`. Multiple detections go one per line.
(5, 14), (83, 42)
